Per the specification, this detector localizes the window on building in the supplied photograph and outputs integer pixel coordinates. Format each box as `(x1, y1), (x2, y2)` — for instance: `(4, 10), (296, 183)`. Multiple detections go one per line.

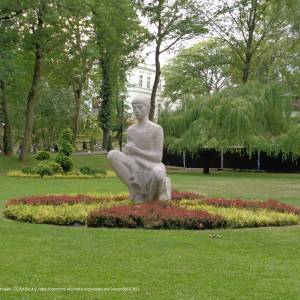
(139, 75), (143, 87)
(147, 76), (151, 89)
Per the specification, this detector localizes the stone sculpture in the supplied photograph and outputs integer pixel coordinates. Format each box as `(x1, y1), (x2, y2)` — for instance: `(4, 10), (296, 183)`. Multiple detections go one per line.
(108, 96), (171, 203)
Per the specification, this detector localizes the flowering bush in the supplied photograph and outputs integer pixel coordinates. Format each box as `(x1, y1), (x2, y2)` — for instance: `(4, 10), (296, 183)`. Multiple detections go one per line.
(87, 202), (226, 230)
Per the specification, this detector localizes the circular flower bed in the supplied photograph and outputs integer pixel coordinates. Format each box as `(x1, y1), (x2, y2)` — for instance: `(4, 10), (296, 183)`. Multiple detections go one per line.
(4, 191), (300, 229)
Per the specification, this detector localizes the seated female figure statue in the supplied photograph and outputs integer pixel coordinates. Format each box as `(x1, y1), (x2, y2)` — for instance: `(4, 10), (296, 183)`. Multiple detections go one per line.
(107, 96), (171, 203)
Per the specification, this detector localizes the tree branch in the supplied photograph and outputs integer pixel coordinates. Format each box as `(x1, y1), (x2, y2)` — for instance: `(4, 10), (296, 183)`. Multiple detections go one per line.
(159, 33), (185, 54)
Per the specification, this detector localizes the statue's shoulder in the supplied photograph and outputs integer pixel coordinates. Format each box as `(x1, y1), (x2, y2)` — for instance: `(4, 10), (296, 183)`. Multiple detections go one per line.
(148, 121), (163, 132)
(127, 122), (162, 133)
(127, 124), (134, 131)
(127, 124), (136, 133)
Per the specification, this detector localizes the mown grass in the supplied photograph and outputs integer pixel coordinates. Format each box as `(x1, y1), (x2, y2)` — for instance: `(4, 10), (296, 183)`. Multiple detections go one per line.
(0, 154), (300, 299)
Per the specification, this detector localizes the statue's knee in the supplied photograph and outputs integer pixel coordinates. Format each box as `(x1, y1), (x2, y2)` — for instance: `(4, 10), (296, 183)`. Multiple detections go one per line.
(152, 169), (165, 182)
(107, 150), (118, 161)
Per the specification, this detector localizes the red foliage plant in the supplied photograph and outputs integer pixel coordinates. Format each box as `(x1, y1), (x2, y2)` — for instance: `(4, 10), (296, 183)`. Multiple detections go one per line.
(199, 198), (300, 215)
(6, 190), (202, 206)
(87, 202), (226, 230)
(171, 190), (202, 201)
(6, 194), (128, 206)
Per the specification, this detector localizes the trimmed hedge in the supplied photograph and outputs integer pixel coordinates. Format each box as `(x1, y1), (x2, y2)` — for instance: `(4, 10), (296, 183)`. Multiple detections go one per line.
(87, 202), (226, 230)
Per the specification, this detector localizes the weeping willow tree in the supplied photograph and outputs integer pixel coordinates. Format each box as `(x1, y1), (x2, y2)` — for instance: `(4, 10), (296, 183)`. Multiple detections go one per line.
(159, 81), (294, 173)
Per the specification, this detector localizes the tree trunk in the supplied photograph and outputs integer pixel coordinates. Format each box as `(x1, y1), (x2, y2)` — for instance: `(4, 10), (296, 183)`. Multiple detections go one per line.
(202, 150), (210, 174)
(242, 55), (251, 83)
(242, 4), (256, 83)
(0, 80), (13, 155)
(102, 127), (112, 151)
(116, 94), (124, 151)
(149, 45), (161, 121)
(99, 57), (113, 151)
(20, 12), (43, 161)
(72, 82), (83, 145)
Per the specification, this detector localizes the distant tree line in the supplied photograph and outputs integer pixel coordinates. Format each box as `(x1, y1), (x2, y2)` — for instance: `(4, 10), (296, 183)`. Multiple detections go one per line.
(159, 0), (300, 172)
(1, 0), (299, 163)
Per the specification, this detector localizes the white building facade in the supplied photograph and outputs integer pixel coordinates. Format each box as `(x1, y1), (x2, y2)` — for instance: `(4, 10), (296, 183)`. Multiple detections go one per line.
(125, 64), (166, 119)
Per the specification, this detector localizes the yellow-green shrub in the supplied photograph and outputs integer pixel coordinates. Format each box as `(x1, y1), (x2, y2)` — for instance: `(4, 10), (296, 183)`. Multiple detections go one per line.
(179, 200), (300, 228)
(5, 200), (131, 225)
(6, 171), (40, 178)
(6, 170), (116, 179)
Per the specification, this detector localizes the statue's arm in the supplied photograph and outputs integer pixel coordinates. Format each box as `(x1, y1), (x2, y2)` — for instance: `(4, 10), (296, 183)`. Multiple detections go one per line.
(127, 127), (163, 163)
(154, 127), (163, 161)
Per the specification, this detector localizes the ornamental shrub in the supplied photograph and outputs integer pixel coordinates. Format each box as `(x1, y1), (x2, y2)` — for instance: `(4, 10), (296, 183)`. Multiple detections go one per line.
(59, 129), (73, 156)
(7, 171), (39, 178)
(59, 141), (72, 156)
(6, 193), (129, 206)
(35, 150), (51, 161)
(171, 190), (202, 201)
(22, 167), (35, 174)
(80, 166), (94, 175)
(55, 153), (74, 172)
(93, 168), (107, 175)
(47, 162), (63, 173)
(4, 201), (131, 225)
(80, 166), (107, 176)
(184, 198), (300, 215)
(34, 163), (54, 178)
(179, 202), (299, 228)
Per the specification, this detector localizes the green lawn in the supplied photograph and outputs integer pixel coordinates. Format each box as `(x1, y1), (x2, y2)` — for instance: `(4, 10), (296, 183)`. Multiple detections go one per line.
(0, 154), (300, 299)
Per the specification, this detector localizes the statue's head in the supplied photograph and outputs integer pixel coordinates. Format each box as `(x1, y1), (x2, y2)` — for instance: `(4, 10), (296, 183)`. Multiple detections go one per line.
(132, 96), (150, 120)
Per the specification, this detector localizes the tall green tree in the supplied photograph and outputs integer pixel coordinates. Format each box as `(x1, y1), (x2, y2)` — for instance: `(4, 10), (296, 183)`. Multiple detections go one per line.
(52, 0), (97, 144)
(91, 0), (145, 150)
(163, 39), (233, 106)
(159, 81), (293, 173)
(19, 0), (63, 160)
(32, 81), (74, 147)
(207, 0), (287, 83)
(0, 0), (25, 154)
(137, 0), (208, 121)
